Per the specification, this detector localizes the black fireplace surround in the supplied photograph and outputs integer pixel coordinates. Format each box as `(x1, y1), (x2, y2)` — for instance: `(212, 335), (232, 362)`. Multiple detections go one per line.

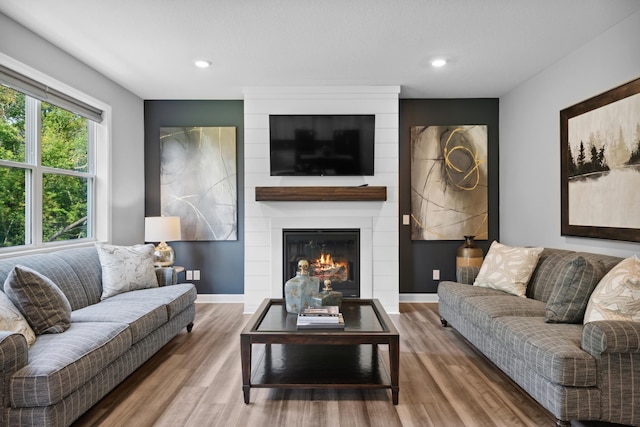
(283, 229), (360, 298)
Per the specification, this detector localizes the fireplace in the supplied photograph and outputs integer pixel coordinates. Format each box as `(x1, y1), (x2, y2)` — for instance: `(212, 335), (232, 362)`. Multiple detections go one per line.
(283, 229), (360, 298)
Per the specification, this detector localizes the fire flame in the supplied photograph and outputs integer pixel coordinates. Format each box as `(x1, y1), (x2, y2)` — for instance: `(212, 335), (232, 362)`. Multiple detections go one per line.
(319, 253), (332, 265)
(311, 251), (348, 281)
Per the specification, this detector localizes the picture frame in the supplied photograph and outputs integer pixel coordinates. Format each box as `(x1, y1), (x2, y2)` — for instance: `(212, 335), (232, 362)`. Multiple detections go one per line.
(560, 76), (640, 242)
(159, 126), (238, 241)
(410, 125), (488, 240)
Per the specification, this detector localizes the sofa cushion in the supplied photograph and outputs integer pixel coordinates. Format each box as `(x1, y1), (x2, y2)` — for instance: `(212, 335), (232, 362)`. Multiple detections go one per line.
(0, 291), (36, 347)
(525, 249), (579, 302)
(545, 255), (607, 324)
(71, 300), (168, 344)
(459, 295), (546, 331)
(9, 321), (131, 407)
(96, 243), (159, 300)
(527, 249), (622, 303)
(473, 241), (543, 297)
(437, 281), (509, 313)
(0, 251), (94, 310)
(49, 247), (104, 307)
(492, 316), (596, 387)
(4, 266), (72, 335)
(584, 255), (640, 323)
(98, 284), (197, 320)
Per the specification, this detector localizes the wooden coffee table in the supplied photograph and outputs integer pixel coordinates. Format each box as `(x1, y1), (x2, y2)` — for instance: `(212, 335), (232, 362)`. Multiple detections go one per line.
(240, 298), (399, 404)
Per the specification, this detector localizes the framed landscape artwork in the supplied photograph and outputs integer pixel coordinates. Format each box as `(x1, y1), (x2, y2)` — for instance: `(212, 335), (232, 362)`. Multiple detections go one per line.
(160, 126), (237, 241)
(561, 76), (640, 242)
(410, 125), (488, 240)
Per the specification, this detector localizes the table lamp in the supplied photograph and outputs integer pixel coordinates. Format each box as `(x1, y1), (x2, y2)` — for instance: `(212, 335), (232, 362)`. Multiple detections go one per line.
(145, 216), (182, 267)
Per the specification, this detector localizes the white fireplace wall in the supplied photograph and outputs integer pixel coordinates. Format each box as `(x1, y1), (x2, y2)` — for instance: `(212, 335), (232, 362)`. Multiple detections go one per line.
(243, 86), (400, 313)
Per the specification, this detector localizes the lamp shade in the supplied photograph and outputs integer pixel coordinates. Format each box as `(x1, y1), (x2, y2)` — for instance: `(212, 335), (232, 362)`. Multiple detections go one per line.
(144, 216), (181, 242)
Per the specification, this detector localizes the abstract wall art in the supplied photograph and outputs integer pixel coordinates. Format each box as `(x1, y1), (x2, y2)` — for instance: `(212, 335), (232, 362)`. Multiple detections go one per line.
(160, 126), (237, 241)
(410, 125), (488, 240)
(561, 76), (640, 242)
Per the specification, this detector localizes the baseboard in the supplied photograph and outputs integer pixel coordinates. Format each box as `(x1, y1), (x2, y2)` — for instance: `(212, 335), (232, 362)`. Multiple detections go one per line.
(195, 294), (244, 303)
(196, 293), (439, 304)
(399, 293), (439, 303)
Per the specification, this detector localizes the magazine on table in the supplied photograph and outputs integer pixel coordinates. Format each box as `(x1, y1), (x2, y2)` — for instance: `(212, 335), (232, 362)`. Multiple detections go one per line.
(301, 306), (340, 315)
(296, 306), (344, 329)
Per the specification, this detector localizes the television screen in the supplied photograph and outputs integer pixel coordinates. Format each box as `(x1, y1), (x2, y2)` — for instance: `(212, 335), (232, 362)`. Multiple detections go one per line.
(269, 115), (375, 176)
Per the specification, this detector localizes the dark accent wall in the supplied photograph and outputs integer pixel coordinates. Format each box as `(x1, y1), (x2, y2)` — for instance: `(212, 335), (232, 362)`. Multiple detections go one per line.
(144, 100), (244, 294)
(399, 99), (500, 293)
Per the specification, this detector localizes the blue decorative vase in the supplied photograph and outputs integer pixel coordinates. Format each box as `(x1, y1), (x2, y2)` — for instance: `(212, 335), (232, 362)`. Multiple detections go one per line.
(284, 259), (319, 314)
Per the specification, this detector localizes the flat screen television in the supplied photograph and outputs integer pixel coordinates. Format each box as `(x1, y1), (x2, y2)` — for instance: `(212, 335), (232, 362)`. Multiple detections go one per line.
(269, 114), (375, 176)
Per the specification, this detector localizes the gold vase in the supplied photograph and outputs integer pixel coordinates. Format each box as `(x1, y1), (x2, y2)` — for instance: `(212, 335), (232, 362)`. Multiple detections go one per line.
(456, 236), (483, 268)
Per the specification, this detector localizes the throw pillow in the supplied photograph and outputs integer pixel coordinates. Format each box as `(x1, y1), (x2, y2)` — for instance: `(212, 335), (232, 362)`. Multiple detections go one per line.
(0, 291), (37, 346)
(4, 265), (72, 335)
(473, 241), (543, 297)
(584, 255), (640, 323)
(545, 256), (607, 323)
(96, 243), (158, 300)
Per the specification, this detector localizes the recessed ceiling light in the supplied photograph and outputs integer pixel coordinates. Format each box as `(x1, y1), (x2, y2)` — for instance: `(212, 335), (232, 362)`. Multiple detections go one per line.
(194, 59), (212, 69)
(431, 58), (447, 68)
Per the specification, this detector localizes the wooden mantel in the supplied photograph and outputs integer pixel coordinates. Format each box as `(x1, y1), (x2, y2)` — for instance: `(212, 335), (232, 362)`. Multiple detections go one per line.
(255, 186), (387, 202)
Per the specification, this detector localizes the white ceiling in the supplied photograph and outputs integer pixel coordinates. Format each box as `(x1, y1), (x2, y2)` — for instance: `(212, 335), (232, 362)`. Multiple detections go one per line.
(1, 0), (639, 100)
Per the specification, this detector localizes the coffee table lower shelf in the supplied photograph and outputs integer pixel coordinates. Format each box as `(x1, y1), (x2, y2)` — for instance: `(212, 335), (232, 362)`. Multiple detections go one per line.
(247, 344), (393, 400)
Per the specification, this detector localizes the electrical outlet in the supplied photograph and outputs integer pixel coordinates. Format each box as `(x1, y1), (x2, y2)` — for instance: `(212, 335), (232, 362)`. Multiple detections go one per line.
(194, 270), (200, 280)
(433, 269), (440, 280)
(186, 270), (193, 280)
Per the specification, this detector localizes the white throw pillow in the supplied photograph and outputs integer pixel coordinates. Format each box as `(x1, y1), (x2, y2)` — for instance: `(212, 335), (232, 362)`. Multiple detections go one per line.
(96, 243), (159, 300)
(0, 291), (36, 347)
(583, 255), (640, 323)
(473, 241), (543, 297)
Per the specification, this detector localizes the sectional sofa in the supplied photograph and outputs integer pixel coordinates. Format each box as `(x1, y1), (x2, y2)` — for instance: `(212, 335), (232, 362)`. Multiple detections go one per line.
(438, 244), (640, 426)
(0, 245), (196, 427)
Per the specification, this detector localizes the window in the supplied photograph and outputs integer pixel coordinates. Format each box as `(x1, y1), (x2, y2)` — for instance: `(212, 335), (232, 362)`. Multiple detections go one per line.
(0, 75), (100, 250)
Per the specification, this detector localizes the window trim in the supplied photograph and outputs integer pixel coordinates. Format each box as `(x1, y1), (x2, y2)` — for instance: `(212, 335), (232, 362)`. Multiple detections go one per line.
(0, 53), (111, 256)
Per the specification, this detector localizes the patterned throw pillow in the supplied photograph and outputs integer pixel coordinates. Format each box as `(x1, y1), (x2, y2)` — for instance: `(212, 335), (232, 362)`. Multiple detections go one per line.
(4, 265), (72, 335)
(583, 255), (640, 323)
(96, 243), (159, 300)
(473, 241), (544, 297)
(0, 291), (37, 346)
(545, 256), (607, 323)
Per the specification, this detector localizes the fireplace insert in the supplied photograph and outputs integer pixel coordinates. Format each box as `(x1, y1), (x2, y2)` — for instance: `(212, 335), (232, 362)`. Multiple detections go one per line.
(283, 229), (360, 298)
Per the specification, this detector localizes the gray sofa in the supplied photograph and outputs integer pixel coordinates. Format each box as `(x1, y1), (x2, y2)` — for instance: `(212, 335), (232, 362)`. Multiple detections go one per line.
(0, 246), (196, 427)
(438, 248), (640, 427)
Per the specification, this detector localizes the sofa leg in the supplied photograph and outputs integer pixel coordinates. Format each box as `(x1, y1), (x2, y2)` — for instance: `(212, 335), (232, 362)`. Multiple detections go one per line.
(440, 318), (449, 327)
(556, 419), (570, 427)
(187, 322), (194, 333)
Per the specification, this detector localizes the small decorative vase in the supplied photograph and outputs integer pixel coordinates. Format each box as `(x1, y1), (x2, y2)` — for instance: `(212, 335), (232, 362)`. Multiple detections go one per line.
(312, 279), (343, 310)
(284, 259), (319, 314)
(456, 236), (484, 269)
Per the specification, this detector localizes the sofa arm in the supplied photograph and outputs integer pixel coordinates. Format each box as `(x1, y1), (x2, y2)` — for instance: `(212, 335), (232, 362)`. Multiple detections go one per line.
(582, 320), (640, 356)
(155, 267), (177, 286)
(0, 331), (29, 409)
(456, 266), (480, 285)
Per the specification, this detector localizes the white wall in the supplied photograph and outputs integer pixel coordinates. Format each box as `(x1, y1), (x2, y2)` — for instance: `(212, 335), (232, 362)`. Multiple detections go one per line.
(500, 10), (640, 257)
(0, 13), (144, 246)
(243, 86), (400, 313)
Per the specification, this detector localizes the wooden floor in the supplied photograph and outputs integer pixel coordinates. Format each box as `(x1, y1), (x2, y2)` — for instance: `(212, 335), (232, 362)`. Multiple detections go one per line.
(71, 303), (595, 427)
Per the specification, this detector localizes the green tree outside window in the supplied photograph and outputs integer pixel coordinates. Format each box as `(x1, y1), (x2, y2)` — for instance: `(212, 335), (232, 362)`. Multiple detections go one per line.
(0, 85), (92, 247)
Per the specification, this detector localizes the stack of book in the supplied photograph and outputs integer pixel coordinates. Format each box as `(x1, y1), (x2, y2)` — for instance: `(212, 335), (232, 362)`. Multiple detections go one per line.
(296, 306), (345, 329)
